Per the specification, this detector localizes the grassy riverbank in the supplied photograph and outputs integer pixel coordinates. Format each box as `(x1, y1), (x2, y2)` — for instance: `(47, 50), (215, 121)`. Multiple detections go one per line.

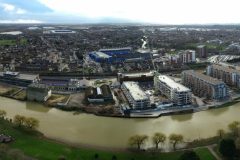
(0, 118), (217, 160)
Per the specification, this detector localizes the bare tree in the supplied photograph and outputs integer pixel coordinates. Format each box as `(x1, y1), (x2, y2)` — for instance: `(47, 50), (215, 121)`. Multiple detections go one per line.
(152, 132), (166, 149)
(128, 135), (148, 150)
(169, 134), (183, 150)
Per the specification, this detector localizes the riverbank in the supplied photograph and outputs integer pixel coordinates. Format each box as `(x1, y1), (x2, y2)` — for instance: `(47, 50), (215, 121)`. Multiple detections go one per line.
(0, 82), (239, 119)
(0, 118), (216, 160)
(1, 96), (240, 152)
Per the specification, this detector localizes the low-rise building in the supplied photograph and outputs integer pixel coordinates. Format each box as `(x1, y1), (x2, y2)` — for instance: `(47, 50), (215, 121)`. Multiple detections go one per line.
(155, 75), (192, 106)
(121, 81), (150, 109)
(40, 77), (90, 92)
(0, 71), (38, 87)
(27, 83), (52, 102)
(182, 70), (229, 100)
(85, 84), (113, 103)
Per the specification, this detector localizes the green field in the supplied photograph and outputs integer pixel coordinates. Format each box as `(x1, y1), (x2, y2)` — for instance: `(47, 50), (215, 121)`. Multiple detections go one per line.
(0, 117), (216, 160)
(195, 148), (216, 160)
(0, 38), (27, 46)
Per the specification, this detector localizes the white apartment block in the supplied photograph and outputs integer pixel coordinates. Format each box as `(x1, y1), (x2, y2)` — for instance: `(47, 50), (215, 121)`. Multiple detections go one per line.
(155, 75), (192, 106)
(121, 81), (150, 109)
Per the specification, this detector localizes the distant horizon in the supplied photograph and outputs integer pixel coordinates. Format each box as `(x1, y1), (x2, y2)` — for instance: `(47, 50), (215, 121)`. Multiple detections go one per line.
(2, 22), (240, 26)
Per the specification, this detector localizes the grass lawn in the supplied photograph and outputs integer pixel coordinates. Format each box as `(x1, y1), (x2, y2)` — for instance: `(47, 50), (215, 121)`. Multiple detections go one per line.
(0, 38), (27, 46)
(0, 40), (16, 46)
(195, 148), (216, 160)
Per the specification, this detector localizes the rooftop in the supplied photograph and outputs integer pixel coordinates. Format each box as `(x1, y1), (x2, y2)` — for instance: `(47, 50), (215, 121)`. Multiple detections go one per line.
(99, 47), (132, 52)
(93, 52), (111, 58)
(122, 81), (149, 101)
(0, 72), (38, 81)
(158, 75), (190, 92)
(197, 45), (206, 48)
(183, 70), (224, 85)
(211, 64), (240, 74)
(121, 72), (154, 78)
(28, 83), (50, 92)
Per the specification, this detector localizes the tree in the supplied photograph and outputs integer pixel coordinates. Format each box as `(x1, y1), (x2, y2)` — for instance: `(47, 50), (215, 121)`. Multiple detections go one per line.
(24, 117), (39, 129)
(13, 115), (26, 127)
(0, 110), (6, 118)
(219, 138), (236, 159)
(228, 121), (240, 136)
(169, 134), (183, 150)
(112, 155), (117, 160)
(217, 129), (225, 139)
(94, 153), (99, 160)
(128, 135), (148, 150)
(152, 132), (166, 149)
(179, 150), (200, 160)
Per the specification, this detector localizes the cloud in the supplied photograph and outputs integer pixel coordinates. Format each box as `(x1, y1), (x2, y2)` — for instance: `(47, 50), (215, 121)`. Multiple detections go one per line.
(1, 3), (15, 12)
(0, 2), (27, 14)
(38, 0), (240, 24)
(16, 8), (27, 14)
(0, 19), (43, 24)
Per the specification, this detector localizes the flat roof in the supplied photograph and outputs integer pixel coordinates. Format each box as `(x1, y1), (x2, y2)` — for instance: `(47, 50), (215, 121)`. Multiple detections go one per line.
(0, 72), (38, 81)
(123, 81), (149, 101)
(158, 75), (190, 92)
(121, 72), (154, 77)
(183, 70), (224, 85)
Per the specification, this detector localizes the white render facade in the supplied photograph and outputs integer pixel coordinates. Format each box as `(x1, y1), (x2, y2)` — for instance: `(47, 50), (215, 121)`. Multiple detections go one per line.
(155, 75), (192, 106)
(121, 81), (150, 109)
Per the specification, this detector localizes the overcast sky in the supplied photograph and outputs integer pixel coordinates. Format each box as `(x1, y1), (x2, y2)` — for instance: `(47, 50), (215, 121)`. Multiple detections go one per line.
(0, 0), (240, 24)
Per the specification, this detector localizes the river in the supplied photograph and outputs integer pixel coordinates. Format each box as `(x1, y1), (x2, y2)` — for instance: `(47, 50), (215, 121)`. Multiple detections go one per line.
(0, 96), (239, 149)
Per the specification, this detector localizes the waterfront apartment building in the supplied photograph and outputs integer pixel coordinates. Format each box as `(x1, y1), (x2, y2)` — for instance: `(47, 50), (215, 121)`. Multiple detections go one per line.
(182, 70), (229, 100)
(121, 81), (150, 109)
(155, 75), (192, 106)
(206, 64), (240, 88)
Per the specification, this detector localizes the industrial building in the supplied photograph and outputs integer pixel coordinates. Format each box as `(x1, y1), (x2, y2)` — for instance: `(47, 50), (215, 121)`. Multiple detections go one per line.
(0, 71), (38, 87)
(85, 85), (113, 103)
(121, 81), (151, 109)
(155, 75), (192, 106)
(182, 70), (229, 100)
(27, 83), (52, 102)
(207, 64), (240, 88)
